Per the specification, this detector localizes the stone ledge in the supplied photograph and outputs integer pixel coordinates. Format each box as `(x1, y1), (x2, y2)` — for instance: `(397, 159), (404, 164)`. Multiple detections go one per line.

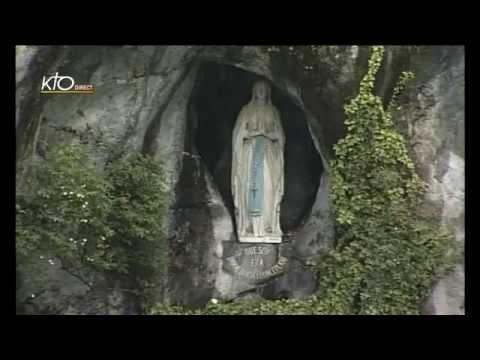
(238, 236), (282, 243)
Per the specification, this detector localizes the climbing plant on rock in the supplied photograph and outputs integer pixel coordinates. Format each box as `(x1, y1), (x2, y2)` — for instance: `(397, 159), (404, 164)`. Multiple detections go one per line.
(322, 45), (454, 314)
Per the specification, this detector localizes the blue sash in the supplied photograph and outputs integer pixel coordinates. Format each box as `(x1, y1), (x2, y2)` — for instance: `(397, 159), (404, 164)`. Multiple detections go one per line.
(248, 135), (266, 217)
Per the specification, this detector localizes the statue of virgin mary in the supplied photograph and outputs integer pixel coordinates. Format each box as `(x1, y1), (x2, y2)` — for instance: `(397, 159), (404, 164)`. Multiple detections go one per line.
(232, 80), (285, 243)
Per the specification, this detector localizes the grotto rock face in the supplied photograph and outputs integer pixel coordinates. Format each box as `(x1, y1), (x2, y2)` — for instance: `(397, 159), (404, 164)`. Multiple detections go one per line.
(15, 45), (464, 314)
(16, 46), (202, 313)
(393, 46), (465, 315)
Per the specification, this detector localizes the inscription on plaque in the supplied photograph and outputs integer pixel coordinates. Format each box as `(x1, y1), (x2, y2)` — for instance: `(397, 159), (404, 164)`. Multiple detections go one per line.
(249, 256), (263, 268)
(225, 245), (287, 282)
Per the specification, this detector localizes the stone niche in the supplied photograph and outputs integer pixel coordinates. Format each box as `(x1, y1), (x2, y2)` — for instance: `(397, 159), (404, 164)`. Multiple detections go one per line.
(192, 62), (323, 232)
(166, 61), (327, 303)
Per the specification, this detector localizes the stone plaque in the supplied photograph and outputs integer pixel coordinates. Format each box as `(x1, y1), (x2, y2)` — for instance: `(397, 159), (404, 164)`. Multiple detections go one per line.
(224, 244), (288, 282)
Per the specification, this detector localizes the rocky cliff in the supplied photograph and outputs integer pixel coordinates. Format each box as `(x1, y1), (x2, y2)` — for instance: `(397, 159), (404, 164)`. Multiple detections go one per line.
(15, 45), (464, 314)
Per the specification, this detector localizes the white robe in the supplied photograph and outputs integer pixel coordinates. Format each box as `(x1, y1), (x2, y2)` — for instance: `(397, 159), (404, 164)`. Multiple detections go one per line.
(232, 102), (285, 243)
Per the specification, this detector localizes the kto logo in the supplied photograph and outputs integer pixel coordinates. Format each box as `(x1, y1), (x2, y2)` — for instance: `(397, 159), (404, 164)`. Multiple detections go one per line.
(41, 73), (95, 94)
